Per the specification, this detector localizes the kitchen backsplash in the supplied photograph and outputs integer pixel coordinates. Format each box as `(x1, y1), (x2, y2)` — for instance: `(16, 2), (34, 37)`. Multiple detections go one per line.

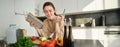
(65, 8), (120, 26)
(37, 8), (120, 27)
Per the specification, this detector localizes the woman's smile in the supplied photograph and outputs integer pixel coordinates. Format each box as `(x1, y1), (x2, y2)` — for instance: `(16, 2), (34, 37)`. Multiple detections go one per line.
(44, 6), (55, 20)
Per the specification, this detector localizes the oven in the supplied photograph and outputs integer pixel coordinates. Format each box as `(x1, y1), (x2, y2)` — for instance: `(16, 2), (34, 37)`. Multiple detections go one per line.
(104, 27), (120, 47)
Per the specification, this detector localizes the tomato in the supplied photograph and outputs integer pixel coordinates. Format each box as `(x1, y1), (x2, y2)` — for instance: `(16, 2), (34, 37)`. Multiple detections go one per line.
(40, 41), (47, 47)
(50, 39), (57, 45)
(46, 43), (55, 47)
(30, 36), (36, 41)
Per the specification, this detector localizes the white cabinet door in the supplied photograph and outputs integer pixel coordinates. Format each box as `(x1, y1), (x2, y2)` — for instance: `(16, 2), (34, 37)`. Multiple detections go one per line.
(39, 0), (120, 16)
(77, 0), (96, 11)
(77, 0), (104, 12)
(104, 34), (120, 47)
(72, 28), (105, 40)
(91, 28), (104, 40)
(104, 0), (119, 9)
(72, 29), (86, 39)
(95, 0), (104, 10)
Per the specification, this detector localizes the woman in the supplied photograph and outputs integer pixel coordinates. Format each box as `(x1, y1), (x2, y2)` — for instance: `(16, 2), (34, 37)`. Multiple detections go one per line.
(29, 2), (64, 39)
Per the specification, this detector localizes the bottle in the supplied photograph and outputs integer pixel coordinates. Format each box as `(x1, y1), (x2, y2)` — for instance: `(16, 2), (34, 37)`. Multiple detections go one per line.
(68, 18), (73, 47)
(102, 15), (105, 26)
(63, 19), (68, 47)
(92, 19), (95, 27)
(6, 24), (18, 44)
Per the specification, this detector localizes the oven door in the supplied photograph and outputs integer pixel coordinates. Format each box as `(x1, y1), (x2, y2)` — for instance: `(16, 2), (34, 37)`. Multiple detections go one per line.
(105, 30), (120, 47)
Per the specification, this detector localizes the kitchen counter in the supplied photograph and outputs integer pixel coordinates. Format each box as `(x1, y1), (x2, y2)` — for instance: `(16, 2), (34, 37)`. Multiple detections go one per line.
(74, 39), (103, 47)
(72, 26), (120, 31)
(32, 39), (104, 47)
(73, 26), (120, 28)
(29, 39), (103, 47)
(72, 26), (120, 47)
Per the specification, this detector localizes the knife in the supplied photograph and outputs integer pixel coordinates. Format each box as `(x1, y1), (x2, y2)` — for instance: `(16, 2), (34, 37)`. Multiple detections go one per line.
(49, 32), (55, 38)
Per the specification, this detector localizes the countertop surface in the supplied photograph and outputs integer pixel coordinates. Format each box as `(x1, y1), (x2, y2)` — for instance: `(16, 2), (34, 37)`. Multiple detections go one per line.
(72, 26), (120, 28)
(72, 26), (120, 31)
(73, 39), (104, 47)
(32, 39), (104, 47)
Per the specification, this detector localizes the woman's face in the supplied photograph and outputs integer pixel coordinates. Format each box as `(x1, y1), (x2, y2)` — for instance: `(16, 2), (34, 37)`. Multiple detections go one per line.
(43, 6), (55, 20)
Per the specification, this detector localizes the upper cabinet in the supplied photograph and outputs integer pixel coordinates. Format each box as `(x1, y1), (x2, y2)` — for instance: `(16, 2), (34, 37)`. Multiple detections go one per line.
(77, 0), (104, 12)
(38, 0), (78, 16)
(78, 0), (96, 11)
(104, 0), (120, 9)
(38, 0), (120, 16)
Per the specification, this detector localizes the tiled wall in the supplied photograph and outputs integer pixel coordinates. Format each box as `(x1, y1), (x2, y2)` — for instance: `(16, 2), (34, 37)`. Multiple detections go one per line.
(65, 13), (103, 26)
(65, 8), (120, 26)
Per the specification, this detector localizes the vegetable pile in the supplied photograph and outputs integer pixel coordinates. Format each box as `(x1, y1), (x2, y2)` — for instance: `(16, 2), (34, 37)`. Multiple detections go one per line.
(15, 37), (34, 47)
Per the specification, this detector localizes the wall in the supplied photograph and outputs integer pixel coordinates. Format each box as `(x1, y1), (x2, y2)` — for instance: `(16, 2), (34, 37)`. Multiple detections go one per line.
(14, 0), (39, 37)
(0, 0), (15, 40)
(0, 0), (39, 40)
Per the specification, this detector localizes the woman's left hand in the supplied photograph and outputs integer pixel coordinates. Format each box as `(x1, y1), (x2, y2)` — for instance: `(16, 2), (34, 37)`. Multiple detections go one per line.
(56, 15), (64, 24)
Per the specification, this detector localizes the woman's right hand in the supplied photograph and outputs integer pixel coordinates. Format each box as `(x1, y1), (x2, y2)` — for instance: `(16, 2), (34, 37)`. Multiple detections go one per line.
(28, 20), (43, 36)
(28, 20), (36, 27)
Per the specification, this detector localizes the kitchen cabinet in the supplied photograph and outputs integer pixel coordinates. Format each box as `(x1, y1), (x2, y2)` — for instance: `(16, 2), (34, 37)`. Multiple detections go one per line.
(72, 27), (104, 40)
(39, 0), (77, 16)
(104, 26), (120, 47)
(91, 28), (104, 40)
(104, 34), (120, 47)
(77, 0), (96, 11)
(38, 0), (105, 16)
(95, 0), (104, 10)
(38, 0), (120, 16)
(77, 0), (104, 12)
(104, 0), (120, 9)
(72, 26), (120, 47)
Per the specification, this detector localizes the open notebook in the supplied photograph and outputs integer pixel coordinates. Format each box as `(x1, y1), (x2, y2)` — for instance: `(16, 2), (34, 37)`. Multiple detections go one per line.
(26, 12), (43, 29)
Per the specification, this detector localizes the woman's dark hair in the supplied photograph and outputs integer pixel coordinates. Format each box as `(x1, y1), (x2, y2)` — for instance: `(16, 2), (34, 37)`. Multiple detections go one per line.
(43, 2), (57, 16)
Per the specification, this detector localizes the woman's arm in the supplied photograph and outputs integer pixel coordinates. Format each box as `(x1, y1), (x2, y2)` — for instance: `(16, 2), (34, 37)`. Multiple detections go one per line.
(28, 20), (43, 37)
(34, 27), (43, 37)
(55, 16), (64, 38)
